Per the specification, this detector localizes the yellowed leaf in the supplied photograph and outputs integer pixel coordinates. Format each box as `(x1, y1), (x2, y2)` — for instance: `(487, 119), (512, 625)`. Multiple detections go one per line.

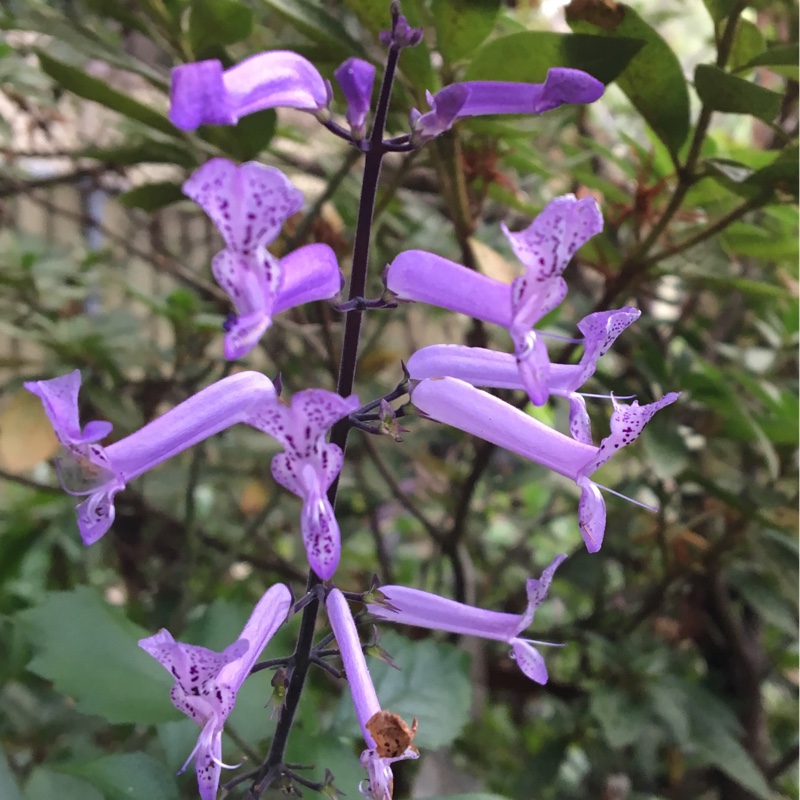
(0, 390), (59, 473)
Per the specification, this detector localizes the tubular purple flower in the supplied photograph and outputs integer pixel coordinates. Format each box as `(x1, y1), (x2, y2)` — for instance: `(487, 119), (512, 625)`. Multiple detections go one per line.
(412, 377), (680, 552)
(386, 195), (604, 404)
(25, 370), (277, 545)
(139, 584), (292, 800)
(170, 51), (330, 131)
(326, 588), (419, 800)
(369, 555), (566, 684)
(410, 68), (604, 142)
(334, 57), (376, 138)
(183, 159), (343, 359)
(246, 391), (360, 580)
(406, 306), (641, 429)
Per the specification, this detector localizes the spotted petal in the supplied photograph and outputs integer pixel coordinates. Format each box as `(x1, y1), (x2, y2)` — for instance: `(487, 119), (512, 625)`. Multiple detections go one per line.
(183, 159), (303, 254)
(511, 639), (548, 684)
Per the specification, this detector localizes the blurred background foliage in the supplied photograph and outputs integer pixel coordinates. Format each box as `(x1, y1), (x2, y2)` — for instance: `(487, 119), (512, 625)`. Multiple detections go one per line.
(0, 0), (797, 799)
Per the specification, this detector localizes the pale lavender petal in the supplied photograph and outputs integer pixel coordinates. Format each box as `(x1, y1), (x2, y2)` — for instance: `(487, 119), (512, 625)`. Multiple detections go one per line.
(24, 370), (88, 445)
(368, 585), (521, 642)
(567, 394), (593, 444)
(326, 588), (381, 742)
(170, 685), (209, 725)
(581, 392), (681, 476)
(577, 476), (606, 552)
(411, 377), (594, 479)
(514, 331), (550, 406)
(211, 249), (277, 318)
(360, 747), (419, 800)
(223, 311), (273, 361)
(184, 159), (304, 254)
(138, 630), (247, 697)
(510, 272), (568, 330)
(273, 243), (343, 314)
(407, 345), (584, 394)
(270, 453), (303, 497)
(301, 489), (340, 580)
(385, 251), (512, 326)
(334, 57), (375, 135)
(570, 307), (640, 389)
(195, 724), (223, 800)
(216, 584), (292, 693)
(76, 486), (121, 545)
(511, 639), (548, 684)
(409, 84), (468, 141)
(170, 51), (329, 131)
(501, 195), (603, 281)
(516, 554), (567, 634)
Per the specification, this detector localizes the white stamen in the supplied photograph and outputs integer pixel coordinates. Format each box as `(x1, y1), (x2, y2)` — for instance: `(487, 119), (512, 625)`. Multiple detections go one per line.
(594, 481), (659, 512)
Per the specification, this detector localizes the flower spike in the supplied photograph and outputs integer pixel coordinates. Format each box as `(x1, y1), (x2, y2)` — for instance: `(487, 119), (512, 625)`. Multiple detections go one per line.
(247, 390), (360, 579)
(368, 555), (567, 684)
(184, 159), (342, 359)
(139, 584), (292, 800)
(170, 51), (330, 131)
(25, 370), (277, 545)
(326, 588), (419, 800)
(411, 377), (679, 552)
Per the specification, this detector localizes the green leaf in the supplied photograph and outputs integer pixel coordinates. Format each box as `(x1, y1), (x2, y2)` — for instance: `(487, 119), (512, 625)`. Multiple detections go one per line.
(737, 42), (799, 79)
(18, 587), (178, 724)
(727, 18), (766, 72)
(24, 769), (104, 800)
(80, 140), (197, 168)
(464, 31), (643, 85)
(189, 0), (254, 57)
(589, 687), (651, 748)
(566, 3), (690, 156)
(0, 747), (22, 800)
(203, 108), (277, 161)
(36, 52), (177, 137)
(334, 631), (471, 749)
(694, 64), (782, 122)
(702, 0), (740, 21)
(118, 181), (186, 211)
(432, 0), (500, 66)
(58, 753), (179, 800)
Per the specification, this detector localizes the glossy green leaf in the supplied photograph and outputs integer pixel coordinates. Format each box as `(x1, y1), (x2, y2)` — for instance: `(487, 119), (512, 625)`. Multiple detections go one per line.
(189, 0), (253, 56)
(36, 52), (176, 136)
(118, 181), (186, 211)
(334, 630), (471, 749)
(432, 0), (500, 66)
(567, 3), (690, 155)
(694, 64), (782, 122)
(58, 753), (179, 800)
(18, 587), (178, 724)
(464, 31), (643, 85)
(727, 18), (766, 72)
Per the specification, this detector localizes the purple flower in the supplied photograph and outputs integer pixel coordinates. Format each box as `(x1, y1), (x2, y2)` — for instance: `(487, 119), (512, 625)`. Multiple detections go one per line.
(170, 51), (330, 131)
(326, 588), (419, 800)
(410, 68), (604, 142)
(334, 57), (376, 139)
(369, 555), (566, 684)
(139, 584), (292, 800)
(411, 377), (680, 552)
(25, 370), (277, 545)
(405, 307), (641, 438)
(183, 158), (343, 359)
(247, 390), (360, 580)
(386, 195), (604, 405)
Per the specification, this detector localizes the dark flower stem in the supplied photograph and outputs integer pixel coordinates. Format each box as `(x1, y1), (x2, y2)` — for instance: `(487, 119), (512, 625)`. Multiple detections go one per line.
(251, 12), (403, 793)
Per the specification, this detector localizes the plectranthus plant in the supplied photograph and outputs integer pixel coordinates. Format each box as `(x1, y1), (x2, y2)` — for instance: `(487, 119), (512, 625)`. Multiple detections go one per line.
(25, 4), (679, 799)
